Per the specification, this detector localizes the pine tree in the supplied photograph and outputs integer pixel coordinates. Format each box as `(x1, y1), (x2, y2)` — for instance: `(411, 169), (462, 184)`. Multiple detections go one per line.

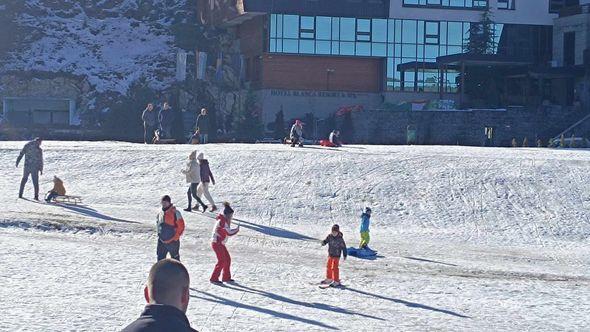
(464, 8), (497, 55)
(233, 90), (263, 142)
(273, 108), (286, 140)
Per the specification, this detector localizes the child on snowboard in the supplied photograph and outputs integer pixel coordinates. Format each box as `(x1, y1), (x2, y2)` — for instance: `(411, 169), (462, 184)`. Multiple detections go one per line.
(320, 224), (347, 287)
(359, 207), (372, 249)
(45, 176), (66, 203)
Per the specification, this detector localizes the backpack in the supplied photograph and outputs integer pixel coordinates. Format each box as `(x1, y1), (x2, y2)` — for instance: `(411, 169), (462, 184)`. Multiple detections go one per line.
(158, 209), (178, 243)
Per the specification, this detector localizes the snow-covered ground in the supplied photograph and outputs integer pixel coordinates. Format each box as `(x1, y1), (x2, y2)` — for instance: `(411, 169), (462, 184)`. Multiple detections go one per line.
(1, 141), (589, 331)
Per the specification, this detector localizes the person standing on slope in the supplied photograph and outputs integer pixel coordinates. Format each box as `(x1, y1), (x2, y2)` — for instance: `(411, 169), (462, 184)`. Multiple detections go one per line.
(181, 151), (207, 212)
(210, 202), (240, 284)
(359, 207), (372, 249)
(320, 224), (347, 287)
(197, 152), (217, 212)
(142, 103), (157, 144)
(289, 120), (304, 147)
(16, 137), (43, 200)
(159, 102), (175, 139)
(156, 195), (185, 261)
(195, 108), (210, 144)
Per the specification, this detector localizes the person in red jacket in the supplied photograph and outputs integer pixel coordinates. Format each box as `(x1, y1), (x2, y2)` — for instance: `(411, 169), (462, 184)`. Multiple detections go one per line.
(210, 202), (240, 284)
(156, 195), (186, 261)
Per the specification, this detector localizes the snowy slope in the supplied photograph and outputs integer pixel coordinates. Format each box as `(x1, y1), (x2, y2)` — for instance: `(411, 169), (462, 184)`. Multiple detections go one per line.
(0, 142), (589, 331)
(3, 0), (187, 93)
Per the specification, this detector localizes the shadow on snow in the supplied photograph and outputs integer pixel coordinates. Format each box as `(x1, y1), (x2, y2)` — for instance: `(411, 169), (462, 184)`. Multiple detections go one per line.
(403, 256), (459, 267)
(56, 204), (141, 224)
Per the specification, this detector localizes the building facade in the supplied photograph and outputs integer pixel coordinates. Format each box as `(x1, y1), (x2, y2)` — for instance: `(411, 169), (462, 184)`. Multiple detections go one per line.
(213, 0), (588, 142)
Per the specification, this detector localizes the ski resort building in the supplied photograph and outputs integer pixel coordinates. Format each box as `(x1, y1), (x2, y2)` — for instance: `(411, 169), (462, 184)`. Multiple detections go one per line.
(206, 0), (590, 145)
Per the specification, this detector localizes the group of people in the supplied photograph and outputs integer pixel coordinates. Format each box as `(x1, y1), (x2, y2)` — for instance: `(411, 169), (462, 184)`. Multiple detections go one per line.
(289, 119), (344, 148)
(141, 104), (212, 145)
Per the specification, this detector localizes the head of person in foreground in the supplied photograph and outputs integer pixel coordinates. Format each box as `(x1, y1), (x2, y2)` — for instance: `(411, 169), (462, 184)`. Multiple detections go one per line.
(144, 258), (190, 313)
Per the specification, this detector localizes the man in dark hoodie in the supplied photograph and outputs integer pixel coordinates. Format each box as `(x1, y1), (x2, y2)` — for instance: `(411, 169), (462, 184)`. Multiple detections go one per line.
(196, 152), (217, 212)
(16, 137), (43, 200)
(158, 102), (175, 139)
(195, 108), (210, 144)
(141, 103), (157, 144)
(122, 259), (198, 332)
(320, 224), (347, 287)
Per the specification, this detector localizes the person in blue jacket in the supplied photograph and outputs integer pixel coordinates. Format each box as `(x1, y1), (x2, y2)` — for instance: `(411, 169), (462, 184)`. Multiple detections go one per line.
(359, 207), (372, 249)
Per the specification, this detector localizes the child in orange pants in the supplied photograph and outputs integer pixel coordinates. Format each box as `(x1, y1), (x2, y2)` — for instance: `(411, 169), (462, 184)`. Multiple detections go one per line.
(321, 224), (347, 287)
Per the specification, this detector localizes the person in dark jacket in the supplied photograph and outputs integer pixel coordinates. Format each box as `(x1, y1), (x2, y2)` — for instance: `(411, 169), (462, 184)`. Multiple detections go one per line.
(158, 102), (175, 139)
(320, 224), (347, 287)
(122, 259), (198, 332)
(195, 108), (210, 144)
(16, 137), (43, 200)
(197, 152), (217, 212)
(142, 103), (157, 144)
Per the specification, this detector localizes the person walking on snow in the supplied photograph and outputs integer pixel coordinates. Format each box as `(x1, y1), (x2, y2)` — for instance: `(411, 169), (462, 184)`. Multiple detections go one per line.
(195, 108), (210, 144)
(290, 120), (304, 147)
(156, 195), (185, 261)
(181, 151), (208, 212)
(210, 202), (240, 284)
(16, 137), (43, 200)
(196, 152), (217, 212)
(159, 102), (175, 139)
(45, 176), (66, 203)
(320, 224), (347, 287)
(359, 207), (372, 249)
(142, 103), (157, 144)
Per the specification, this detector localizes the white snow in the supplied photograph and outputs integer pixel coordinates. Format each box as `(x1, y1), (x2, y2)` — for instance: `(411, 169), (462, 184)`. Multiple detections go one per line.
(0, 141), (589, 331)
(4, 1), (186, 93)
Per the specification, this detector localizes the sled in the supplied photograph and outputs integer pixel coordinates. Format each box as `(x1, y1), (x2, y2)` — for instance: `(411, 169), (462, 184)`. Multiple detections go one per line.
(319, 139), (342, 148)
(53, 195), (83, 205)
(347, 247), (377, 258)
(154, 138), (176, 144)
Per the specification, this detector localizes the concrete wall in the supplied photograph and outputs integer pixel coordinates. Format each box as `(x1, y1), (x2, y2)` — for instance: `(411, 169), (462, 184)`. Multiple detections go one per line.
(553, 12), (590, 66)
(343, 106), (587, 145)
(256, 88), (383, 125)
(390, 0), (558, 25)
(261, 54), (384, 92)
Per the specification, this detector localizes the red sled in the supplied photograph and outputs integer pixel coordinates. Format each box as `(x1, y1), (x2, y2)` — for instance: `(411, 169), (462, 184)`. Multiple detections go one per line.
(320, 140), (340, 147)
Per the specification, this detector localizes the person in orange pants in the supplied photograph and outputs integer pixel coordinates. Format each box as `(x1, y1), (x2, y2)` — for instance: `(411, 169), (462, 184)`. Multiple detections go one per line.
(320, 224), (347, 287)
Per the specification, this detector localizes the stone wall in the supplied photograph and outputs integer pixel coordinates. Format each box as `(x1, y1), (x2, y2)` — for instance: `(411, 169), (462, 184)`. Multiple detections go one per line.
(342, 106), (588, 146)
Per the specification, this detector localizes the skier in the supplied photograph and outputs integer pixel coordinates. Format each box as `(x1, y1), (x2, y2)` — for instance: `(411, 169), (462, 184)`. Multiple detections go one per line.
(359, 207), (372, 249)
(141, 103), (157, 144)
(197, 152), (217, 212)
(289, 120), (304, 147)
(181, 151), (207, 212)
(320, 224), (347, 287)
(16, 137), (43, 200)
(210, 202), (240, 284)
(195, 108), (210, 144)
(156, 195), (185, 261)
(45, 176), (66, 203)
(158, 102), (175, 139)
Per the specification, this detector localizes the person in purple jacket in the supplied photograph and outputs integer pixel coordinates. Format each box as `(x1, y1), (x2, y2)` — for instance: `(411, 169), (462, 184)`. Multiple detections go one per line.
(196, 152), (217, 212)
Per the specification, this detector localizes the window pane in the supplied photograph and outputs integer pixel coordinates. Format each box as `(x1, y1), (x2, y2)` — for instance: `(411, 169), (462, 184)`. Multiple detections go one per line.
(402, 20), (417, 43)
(283, 39), (298, 53)
(283, 15), (299, 38)
(332, 18), (340, 40)
(317, 16), (331, 40)
(357, 19), (371, 33)
(447, 22), (463, 45)
(340, 41), (355, 55)
(341, 18), (356, 41)
(270, 14), (277, 38)
(316, 41), (331, 54)
(299, 40), (314, 54)
(300, 16), (314, 30)
(356, 42), (371, 56)
(372, 43), (387, 56)
(372, 19), (387, 43)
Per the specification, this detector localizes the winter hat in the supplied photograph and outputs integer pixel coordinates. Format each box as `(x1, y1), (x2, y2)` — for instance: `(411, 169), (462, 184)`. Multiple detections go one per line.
(197, 152), (204, 160)
(365, 207), (372, 215)
(223, 202), (234, 216)
(331, 224), (340, 232)
(189, 151), (197, 160)
(161, 195), (171, 203)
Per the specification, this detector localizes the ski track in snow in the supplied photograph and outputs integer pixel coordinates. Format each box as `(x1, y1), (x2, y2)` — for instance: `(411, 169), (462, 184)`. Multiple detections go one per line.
(0, 141), (589, 331)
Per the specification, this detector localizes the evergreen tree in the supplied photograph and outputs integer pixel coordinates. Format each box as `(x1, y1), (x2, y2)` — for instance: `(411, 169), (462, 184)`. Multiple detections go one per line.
(233, 90), (263, 142)
(273, 108), (286, 140)
(464, 8), (497, 55)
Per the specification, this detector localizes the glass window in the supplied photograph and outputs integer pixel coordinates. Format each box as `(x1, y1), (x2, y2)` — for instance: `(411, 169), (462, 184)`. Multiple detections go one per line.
(498, 0), (515, 9)
(300, 16), (315, 39)
(316, 41), (331, 54)
(340, 18), (356, 41)
(270, 14), (277, 38)
(340, 41), (355, 55)
(332, 17), (340, 40)
(316, 16), (332, 40)
(425, 21), (440, 45)
(356, 42), (371, 56)
(283, 39), (298, 53)
(372, 19), (387, 43)
(283, 15), (299, 39)
(447, 22), (463, 45)
(357, 19), (372, 42)
(372, 43), (387, 56)
(299, 40), (315, 54)
(402, 20), (417, 44)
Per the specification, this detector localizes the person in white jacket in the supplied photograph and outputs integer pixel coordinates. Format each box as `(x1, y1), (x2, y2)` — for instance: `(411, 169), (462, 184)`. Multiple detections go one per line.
(181, 151), (207, 212)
